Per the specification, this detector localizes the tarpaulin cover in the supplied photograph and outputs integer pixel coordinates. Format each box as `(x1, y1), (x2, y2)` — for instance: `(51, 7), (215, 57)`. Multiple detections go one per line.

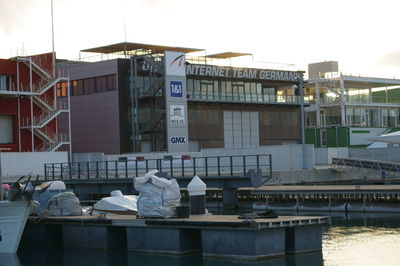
(94, 190), (138, 213)
(47, 192), (82, 216)
(134, 170), (181, 218)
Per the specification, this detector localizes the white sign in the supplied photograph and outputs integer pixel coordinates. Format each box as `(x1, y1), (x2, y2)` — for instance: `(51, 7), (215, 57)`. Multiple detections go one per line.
(165, 51), (186, 76)
(170, 105), (185, 125)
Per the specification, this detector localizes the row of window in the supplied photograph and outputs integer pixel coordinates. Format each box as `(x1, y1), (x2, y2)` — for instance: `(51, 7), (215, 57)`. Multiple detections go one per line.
(57, 75), (117, 97)
(187, 79), (275, 97)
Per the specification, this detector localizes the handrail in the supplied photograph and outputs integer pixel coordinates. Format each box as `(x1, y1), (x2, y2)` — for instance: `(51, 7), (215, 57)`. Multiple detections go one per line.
(44, 154), (273, 181)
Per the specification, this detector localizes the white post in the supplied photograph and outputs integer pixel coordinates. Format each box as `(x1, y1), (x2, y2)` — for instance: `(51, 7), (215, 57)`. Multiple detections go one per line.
(29, 58), (34, 152)
(316, 80), (321, 127)
(340, 78), (346, 127)
(17, 61), (21, 151)
(67, 70), (72, 162)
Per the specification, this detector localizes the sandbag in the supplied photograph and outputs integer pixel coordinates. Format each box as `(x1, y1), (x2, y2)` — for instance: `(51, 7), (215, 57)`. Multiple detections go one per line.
(134, 170), (181, 218)
(47, 192), (82, 216)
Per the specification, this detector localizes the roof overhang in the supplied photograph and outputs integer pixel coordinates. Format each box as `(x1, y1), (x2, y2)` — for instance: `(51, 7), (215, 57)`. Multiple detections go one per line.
(205, 52), (252, 59)
(341, 75), (400, 88)
(81, 42), (204, 54)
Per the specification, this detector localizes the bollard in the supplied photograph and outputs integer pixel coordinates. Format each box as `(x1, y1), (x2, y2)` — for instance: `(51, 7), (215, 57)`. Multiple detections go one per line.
(187, 175), (206, 215)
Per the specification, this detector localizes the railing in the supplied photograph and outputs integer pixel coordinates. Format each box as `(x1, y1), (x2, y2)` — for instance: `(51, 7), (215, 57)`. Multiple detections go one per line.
(188, 91), (306, 105)
(44, 154), (272, 181)
(318, 95), (400, 105)
(186, 56), (296, 71)
(35, 133), (69, 152)
(21, 101), (68, 127)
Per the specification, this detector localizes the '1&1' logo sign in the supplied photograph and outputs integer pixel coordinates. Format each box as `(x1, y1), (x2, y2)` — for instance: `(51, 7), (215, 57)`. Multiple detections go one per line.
(170, 81), (183, 97)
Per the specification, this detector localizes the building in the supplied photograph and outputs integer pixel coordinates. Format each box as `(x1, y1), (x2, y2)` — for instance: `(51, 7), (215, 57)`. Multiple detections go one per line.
(59, 42), (306, 154)
(305, 61), (400, 148)
(0, 52), (71, 153)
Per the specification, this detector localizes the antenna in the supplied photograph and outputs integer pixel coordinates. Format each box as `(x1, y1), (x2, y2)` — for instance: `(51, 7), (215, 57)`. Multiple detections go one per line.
(51, 0), (56, 78)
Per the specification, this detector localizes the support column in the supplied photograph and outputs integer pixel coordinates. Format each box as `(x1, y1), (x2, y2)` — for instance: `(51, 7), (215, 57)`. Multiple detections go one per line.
(339, 78), (346, 126)
(315, 80), (321, 127)
(222, 188), (238, 208)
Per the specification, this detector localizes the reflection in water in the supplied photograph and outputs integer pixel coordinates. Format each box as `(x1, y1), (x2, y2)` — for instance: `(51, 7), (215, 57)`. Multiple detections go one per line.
(323, 226), (400, 266)
(15, 213), (400, 266)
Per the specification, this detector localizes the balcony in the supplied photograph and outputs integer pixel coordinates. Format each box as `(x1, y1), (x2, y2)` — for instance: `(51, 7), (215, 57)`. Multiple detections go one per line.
(187, 91), (307, 105)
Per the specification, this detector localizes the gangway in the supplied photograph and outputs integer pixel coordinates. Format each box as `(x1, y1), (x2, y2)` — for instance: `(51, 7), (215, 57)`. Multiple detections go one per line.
(332, 157), (400, 175)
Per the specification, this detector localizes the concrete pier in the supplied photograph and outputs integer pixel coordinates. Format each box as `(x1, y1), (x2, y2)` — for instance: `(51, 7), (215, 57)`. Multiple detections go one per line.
(24, 214), (328, 260)
(127, 227), (201, 254)
(202, 228), (285, 259)
(285, 224), (323, 254)
(63, 225), (126, 249)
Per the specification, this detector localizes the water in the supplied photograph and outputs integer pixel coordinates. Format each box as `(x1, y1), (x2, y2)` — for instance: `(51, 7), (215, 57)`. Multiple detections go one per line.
(8, 212), (400, 266)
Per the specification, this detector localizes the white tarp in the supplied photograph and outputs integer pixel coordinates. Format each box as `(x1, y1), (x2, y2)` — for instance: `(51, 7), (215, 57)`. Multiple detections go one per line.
(134, 170), (181, 218)
(94, 190), (138, 214)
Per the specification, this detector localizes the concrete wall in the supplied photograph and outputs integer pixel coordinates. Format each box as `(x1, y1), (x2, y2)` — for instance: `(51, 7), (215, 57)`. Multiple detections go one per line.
(349, 147), (400, 162)
(0, 152), (68, 177)
(315, 147), (349, 165)
(102, 144), (315, 171)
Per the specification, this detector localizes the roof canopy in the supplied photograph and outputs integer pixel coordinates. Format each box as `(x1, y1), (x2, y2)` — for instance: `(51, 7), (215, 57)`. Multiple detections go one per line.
(81, 42), (204, 54)
(205, 52), (252, 59)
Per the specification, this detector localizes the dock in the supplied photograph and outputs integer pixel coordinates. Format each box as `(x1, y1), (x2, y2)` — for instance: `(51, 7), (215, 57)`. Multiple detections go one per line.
(22, 214), (329, 260)
(247, 185), (400, 212)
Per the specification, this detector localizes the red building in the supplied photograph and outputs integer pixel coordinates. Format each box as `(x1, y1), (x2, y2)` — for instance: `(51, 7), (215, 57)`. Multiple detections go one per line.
(0, 53), (70, 152)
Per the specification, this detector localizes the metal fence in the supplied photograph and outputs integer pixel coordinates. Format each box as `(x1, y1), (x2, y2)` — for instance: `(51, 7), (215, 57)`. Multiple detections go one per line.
(44, 154), (272, 180)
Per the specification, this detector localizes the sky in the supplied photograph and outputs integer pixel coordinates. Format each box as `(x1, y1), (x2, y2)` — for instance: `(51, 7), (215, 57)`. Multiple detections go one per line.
(1, 0), (400, 78)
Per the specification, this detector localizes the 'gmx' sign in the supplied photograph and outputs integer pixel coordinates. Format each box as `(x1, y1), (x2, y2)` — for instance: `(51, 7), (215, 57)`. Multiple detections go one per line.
(170, 136), (186, 144)
(170, 81), (183, 97)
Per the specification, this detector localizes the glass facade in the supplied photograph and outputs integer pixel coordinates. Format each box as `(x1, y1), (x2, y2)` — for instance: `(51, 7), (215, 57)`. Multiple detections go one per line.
(346, 107), (399, 127)
(186, 79), (300, 104)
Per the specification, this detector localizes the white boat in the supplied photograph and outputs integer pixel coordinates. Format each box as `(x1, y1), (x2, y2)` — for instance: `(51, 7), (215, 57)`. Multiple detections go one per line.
(0, 200), (30, 253)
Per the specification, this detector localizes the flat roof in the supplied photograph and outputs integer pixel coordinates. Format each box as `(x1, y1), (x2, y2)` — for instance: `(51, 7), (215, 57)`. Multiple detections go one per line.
(81, 42), (204, 54)
(205, 52), (252, 59)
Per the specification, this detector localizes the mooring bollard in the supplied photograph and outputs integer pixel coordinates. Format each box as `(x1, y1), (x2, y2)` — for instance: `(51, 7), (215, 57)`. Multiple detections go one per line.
(187, 175), (206, 215)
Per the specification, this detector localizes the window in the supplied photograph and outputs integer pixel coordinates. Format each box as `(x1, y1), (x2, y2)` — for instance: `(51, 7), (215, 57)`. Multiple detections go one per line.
(107, 75), (117, 91)
(56, 82), (68, 97)
(320, 129), (327, 147)
(96, 76), (107, 92)
(0, 75), (11, 91)
(84, 78), (95, 94)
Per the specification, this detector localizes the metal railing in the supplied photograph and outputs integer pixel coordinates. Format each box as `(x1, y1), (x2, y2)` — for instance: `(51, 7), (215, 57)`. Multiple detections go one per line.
(44, 154), (272, 181)
(188, 92), (306, 105)
(332, 157), (400, 174)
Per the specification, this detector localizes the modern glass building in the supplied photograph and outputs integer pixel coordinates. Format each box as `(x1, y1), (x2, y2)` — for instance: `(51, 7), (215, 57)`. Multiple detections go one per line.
(59, 42), (306, 154)
(305, 61), (400, 148)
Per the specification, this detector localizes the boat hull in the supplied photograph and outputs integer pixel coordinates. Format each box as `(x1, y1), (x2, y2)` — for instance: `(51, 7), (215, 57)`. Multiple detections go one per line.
(0, 201), (29, 253)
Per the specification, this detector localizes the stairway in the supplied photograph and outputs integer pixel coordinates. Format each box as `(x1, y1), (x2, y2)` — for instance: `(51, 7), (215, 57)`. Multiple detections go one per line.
(18, 56), (70, 152)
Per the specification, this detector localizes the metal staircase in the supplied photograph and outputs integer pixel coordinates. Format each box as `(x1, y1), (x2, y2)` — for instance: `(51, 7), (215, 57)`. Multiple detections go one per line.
(132, 54), (166, 151)
(18, 56), (70, 152)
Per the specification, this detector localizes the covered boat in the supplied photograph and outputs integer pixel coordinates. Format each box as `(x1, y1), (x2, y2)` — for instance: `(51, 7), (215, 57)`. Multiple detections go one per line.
(93, 190), (137, 215)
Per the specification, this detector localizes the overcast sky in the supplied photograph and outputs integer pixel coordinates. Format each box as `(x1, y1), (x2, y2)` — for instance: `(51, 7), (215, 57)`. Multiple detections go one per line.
(1, 0), (399, 78)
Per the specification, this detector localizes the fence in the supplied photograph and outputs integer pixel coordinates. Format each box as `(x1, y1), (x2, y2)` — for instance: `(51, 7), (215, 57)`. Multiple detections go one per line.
(44, 154), (272, 180)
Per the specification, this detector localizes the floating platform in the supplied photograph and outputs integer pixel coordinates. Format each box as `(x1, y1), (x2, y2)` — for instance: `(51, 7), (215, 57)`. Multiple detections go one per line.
(22, 214), (329, 260)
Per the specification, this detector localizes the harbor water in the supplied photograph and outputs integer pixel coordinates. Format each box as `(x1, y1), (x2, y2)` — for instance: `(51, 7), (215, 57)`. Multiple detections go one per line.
(9, 211), (400, 266)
